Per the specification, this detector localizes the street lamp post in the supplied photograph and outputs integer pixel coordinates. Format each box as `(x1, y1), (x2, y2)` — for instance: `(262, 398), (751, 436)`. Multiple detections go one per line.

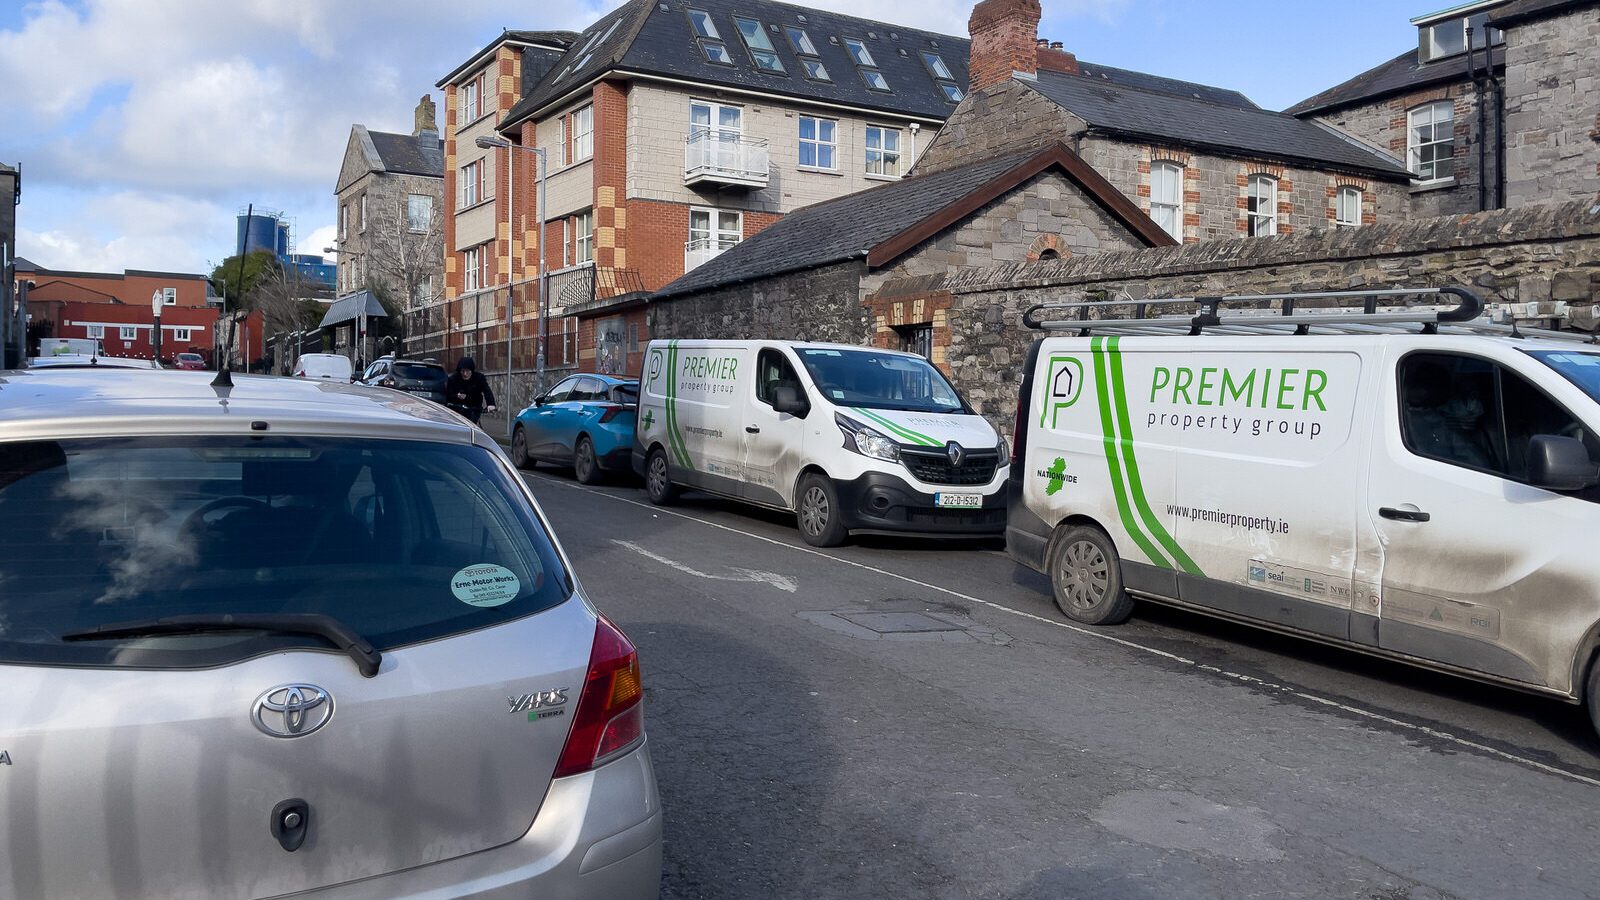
(150, 290), (163, 367)
(475, 135), (547, 442)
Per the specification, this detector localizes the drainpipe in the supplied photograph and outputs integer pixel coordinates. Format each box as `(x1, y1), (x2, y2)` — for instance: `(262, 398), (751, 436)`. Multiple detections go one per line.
(1494, 52), (1507, 209)
(1469, 28), (1488, 212)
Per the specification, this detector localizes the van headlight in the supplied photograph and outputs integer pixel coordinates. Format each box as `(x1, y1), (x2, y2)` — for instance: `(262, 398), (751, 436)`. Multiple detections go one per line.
(836, 413), (900, 462)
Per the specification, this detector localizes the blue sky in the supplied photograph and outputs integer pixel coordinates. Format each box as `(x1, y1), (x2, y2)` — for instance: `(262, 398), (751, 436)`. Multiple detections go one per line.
(0, 0), (1425, 277)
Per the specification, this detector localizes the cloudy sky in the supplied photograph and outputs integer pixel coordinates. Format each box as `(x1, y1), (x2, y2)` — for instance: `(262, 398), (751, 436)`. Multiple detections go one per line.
(0, 0), (1418, 277)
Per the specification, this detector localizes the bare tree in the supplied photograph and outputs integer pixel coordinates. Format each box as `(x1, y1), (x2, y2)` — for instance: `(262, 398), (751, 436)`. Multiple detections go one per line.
(363, 194), (444, 356)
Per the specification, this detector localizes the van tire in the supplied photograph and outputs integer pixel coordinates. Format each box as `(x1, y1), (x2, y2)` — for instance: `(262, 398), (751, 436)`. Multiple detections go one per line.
(796, 473), (848, 547)
(644, 448), (678, 505)
(1048, 525), (1133, 625)
(510, 426), (533, 470)
(1586, 657), (1600, 740)
(574, 436), (601, 485)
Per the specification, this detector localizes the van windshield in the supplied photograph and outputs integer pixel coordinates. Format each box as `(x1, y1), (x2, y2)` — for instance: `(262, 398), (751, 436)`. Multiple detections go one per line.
(1529, 351), (1600, 404)
(797, 348), (965, 413)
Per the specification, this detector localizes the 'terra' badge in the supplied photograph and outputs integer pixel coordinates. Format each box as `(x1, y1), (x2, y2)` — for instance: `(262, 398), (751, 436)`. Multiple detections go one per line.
(1041, 356), (1085, 428)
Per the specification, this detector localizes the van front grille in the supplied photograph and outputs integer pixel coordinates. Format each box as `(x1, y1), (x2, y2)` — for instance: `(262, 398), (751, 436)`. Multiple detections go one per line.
(900, 448), (1000, 486)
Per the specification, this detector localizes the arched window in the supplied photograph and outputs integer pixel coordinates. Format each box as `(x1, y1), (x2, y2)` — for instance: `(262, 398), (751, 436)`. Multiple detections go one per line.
(1150, 162), (1184, 240)
(1038, 248), (1061, 261)
(1336, 186), (1363, 228)
(1246, 175), (1277, 237)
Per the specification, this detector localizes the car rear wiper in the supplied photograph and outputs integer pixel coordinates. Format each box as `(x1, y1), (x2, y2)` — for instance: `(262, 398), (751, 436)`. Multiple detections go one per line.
(62, 613), (382, 677)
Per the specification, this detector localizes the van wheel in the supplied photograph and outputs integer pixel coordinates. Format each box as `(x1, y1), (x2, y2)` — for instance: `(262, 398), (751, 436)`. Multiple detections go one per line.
(1586, 657), (1600, 740)
(1049, 525), (1133, 625)
(796, 473), (848, 548)
(510, 427), (532, 470)
(574, 436), (601, 485)
(644, 448), (678, 505)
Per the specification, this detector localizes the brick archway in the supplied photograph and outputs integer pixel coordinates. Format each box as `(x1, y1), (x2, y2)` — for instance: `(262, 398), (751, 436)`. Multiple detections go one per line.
(1026, 233), (1070, 262)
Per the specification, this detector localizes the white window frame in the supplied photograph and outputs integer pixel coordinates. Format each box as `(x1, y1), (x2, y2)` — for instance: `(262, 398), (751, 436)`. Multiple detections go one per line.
(562, 218), (572, 267)
(463, 245), (483, 292)
(461, 77), (481, 123)
(689, 100), (743, 142)
(552, 118), (566, 168)
(1408, 101), (1456, 184)
(163, 287), (177, 306)
(460, 160), (481, 208)
(798, 115), (837, 171)
(689, 207), (743, 252)
(339, 204), (347, 239)
(359, 193), (367, 232)
(1246, 175), (1278, 237)
(85, 324), (104, 339)
(119, 326), (138, 341)
(407, 194), (433, 233)
(572, 104), (594, 163)
(1150, 162), (1184, 241)
(1336, 186), (1363, 228)
(173, 327), (193, 342)
(865, 125), (902, 178)
(574, 211), (594, 264)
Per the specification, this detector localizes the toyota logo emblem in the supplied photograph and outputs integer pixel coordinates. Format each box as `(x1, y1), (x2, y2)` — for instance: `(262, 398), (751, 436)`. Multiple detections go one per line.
(946, 441), (965, 467)
(252, 684), (334, 738)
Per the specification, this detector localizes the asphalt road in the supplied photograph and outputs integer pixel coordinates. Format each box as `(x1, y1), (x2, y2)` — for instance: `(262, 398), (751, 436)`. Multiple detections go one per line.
(523, 466), (1600, 900)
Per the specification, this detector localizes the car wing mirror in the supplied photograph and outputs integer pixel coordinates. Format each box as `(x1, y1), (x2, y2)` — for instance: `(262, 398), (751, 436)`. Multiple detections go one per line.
(773, 385), (809, 418)
(1527, 434), (1599, 491)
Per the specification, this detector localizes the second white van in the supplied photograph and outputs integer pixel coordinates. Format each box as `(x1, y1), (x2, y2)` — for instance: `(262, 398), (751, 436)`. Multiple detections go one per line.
(633, 340), (1007, 546)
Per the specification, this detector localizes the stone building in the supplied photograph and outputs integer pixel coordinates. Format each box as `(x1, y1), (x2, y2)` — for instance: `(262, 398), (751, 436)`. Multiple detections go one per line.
(333, 96), (446, 359)
(1289, 0), (1599, 216)
(1, 163), (18, 365)
(649, 144), (1172, 380)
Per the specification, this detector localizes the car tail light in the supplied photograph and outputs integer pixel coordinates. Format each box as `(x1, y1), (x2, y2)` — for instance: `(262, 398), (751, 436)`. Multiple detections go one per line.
(597, 404), (627, 424)
(553, 614), (644, 777)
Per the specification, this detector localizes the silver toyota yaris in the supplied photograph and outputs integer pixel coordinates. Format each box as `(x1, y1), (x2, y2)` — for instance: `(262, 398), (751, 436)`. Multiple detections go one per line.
(0, 368), (662, 899)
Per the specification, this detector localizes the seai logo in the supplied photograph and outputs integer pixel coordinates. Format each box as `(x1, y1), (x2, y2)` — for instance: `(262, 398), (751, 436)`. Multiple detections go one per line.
(1041, 356), (1084, 429)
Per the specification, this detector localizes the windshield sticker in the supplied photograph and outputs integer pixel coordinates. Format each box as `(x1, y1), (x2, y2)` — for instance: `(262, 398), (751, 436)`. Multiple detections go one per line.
(804, 349), (842, 356)
(451, 564), (521, 608)
(1551, 354), (1600, 367)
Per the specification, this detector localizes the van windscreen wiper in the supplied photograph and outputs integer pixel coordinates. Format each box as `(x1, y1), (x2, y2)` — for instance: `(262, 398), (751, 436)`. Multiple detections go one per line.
(62, 613), (382, 677)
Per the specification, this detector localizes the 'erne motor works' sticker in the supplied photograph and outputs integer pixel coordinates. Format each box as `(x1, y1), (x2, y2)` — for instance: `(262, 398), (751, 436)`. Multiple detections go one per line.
(452, 564), (521, 608)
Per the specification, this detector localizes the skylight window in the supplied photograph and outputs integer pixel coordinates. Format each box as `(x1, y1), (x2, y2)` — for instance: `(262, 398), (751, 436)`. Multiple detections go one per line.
(940, 82), (964, 102)
(688, 8), (733, 65)
(735, 16), (785, 74)
(785, 26), (818, 56)
(861, 69), (889, 92)
(801, 58), (831, 82)
(561, 17), (622, 78)
(921, 51), (953, 80)
(844, 38), (876, 67)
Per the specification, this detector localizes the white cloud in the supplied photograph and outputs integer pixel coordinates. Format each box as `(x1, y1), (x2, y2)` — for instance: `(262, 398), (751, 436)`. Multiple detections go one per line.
(17, 191), (232, 274)
(299, 224), (337, 257)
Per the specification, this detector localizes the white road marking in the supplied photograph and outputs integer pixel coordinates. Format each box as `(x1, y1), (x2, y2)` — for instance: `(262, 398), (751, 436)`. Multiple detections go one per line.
(612, 539), (798, 592)
(528, 472), (1600, 790)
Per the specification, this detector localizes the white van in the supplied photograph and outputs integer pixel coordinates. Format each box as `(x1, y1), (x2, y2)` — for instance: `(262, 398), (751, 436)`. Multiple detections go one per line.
(292, 352), (354, 381)
(633, 340), (1007, 546)
(1008, 288), (1600, 732)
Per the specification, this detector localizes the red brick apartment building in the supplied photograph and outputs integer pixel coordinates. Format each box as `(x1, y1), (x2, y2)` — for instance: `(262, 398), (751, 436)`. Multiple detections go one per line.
(436, 0), (970, 387)
(17, 259), (216, 362)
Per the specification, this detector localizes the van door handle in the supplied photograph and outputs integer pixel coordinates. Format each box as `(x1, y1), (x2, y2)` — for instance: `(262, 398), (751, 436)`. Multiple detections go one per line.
(745, 426), (761, 434)
(1379, 507), (1431, 522)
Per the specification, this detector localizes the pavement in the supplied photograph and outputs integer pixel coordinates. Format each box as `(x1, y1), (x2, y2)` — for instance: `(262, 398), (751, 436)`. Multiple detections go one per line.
(522, 466), (1600, 900)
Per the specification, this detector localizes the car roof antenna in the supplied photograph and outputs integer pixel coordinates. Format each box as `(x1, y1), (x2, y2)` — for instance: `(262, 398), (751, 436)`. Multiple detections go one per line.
(212, 202), (251, 388)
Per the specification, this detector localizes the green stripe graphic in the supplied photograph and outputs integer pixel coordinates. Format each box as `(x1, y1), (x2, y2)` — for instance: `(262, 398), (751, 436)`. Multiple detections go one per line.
(1104, 337), (1203, 577)
(664, 341), (692, 469)
(1090, 337), (1170, 569)
(853, 407), (939, 447)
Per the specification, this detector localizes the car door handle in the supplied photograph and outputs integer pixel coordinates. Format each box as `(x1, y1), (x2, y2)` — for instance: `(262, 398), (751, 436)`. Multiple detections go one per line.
(1379, 507), (1431, 523)
(746, 426), (761, 434)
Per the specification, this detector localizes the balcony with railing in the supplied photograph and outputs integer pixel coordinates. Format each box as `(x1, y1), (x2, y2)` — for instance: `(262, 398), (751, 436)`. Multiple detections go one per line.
(684, 132), (769, 190)
(684, 237), (741, 273)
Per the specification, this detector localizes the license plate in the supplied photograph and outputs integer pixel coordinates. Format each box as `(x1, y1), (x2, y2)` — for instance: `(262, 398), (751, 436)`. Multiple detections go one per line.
(935, 492), (983, 509)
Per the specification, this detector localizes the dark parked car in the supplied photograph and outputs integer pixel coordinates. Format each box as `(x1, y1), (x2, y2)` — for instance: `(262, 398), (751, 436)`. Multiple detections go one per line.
(361, 357), (448, 403)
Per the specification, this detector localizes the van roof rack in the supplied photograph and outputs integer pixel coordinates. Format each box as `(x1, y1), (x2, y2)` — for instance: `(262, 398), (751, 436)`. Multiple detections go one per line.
(1022, 287), (1599, 343)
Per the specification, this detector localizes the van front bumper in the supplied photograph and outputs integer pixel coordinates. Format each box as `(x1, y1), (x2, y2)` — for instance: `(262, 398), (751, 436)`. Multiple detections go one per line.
(834, 471), (1007, 536)
(294, 743), (661, 899)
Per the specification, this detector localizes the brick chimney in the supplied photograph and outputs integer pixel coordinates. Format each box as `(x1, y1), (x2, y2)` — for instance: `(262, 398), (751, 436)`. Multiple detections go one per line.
(967, 0), (1041, 92)
(413, 94), (437, 138)
(1038, 39), (1079, 75)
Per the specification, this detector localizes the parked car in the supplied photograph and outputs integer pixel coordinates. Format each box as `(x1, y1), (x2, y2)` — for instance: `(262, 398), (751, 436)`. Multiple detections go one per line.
(174, 352), (207, 371)
(292, 352), (354, 382)
(634, 340), (1007, 546)
(512, 374), (638, 484)
(1008, 287), (1600, 734)
(360, 356), (449, 403)
(0, 369), (662, 897)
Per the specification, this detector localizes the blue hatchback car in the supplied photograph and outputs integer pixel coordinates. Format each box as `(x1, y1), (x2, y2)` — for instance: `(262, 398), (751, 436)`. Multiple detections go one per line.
(510, 373), (639, 483)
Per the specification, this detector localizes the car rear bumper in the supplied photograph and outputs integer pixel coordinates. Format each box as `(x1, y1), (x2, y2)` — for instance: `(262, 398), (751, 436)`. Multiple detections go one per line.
(834, 471), (1007, 536)
(289, 742), (661, 899)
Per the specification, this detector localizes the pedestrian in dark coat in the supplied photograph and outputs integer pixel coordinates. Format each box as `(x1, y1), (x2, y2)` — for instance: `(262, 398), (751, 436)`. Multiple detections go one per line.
(445, 356), (497, 424)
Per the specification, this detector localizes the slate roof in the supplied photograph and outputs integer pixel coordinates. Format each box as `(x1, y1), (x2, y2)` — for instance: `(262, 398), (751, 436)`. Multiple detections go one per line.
(436, 29), (579, 88)
(653, 145), (1172, 300)
(1489, 0), (1599, 25)
(1286, 46), (1505, 116)
(1072, 61), (1257, 110)
(321, 290), (389, 329)
(1028, 68), (1410, 179)
(366, 130), (445, 179)
(502, 0), (970, 131)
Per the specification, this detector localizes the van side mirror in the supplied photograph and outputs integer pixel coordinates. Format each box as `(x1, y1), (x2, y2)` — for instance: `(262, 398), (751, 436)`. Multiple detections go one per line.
(1527, 435), (1599, 491)
(773, 385), (809, 417)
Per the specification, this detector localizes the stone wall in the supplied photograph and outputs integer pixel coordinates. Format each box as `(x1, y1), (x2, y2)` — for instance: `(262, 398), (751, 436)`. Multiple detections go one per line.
(873, 198), (1600, 434)
(648, 259), (870, 346)
(1501, 6), (1600, 206)
(913, 80), (1087, 177)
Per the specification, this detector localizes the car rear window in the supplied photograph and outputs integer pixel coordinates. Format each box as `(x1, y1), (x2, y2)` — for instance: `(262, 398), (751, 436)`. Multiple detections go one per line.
(0, 436), (572, 669)
(393, 363), (446, 381)
(611, 383), (639, 405)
